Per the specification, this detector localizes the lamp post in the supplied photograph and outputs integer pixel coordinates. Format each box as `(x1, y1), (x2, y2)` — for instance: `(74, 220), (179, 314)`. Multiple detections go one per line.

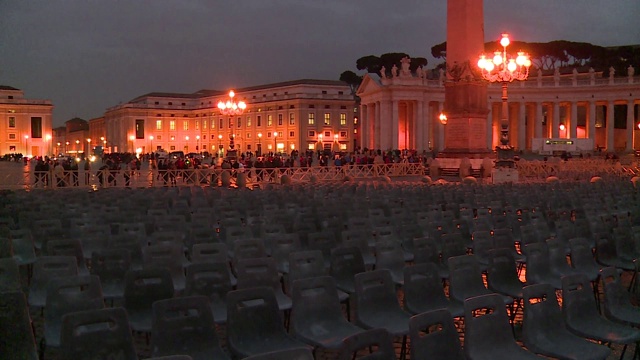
(24, 135), (29, 155)
(185, 136), (190, 152)
(273, 132), (278, 155)
(218, 134), (223, 157)
(65, 141), (69, 154)
(217, 90), (247, 158)
(196, 135), (200, 154)
(478, 33), (531, 160)
(149, 135), (154, 153)
(56, 142), (61, 155)
(86, 138), (91, 157)
(75, 140), (80, 155)
(129, 135), (135, 153)
(46, 134), (52, 156)
(334, 133), (339, 151)
(318, 133), (323, 151)
(257, 132), (262, 156)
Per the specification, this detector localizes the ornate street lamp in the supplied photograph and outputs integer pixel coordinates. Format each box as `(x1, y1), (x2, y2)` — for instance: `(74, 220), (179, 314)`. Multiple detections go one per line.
(196, 135), (200, 153)
(24, 135), (29, 154)
(86, 138), (91, 156)
(478, 33), (531, 159)
(257, 132), (262, 156)
(149, 135), (154, 152)
(273, 132), (278, 155)
(217, 90), (247, 156)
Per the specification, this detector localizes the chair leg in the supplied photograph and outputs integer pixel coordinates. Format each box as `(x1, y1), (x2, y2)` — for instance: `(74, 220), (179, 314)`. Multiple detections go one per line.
(400, 335), (407, 360)
(592, 279), (601, 314)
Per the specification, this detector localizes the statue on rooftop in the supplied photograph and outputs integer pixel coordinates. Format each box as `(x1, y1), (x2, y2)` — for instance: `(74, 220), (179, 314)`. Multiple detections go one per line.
(380, 66), (387, 79)
(628, 65), (635, 78)
(400, 57), (411, 77)
(391, 64), (398, 78)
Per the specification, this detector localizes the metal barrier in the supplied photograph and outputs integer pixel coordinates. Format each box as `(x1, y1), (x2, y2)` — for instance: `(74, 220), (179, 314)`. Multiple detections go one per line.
(6, 160), (638, 190)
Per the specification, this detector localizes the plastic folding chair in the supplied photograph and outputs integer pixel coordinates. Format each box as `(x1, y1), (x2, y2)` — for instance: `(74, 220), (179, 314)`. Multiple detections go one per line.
(60, 307), (137, 360)
(464, 294), (543, 360)
(270, 233), (301, 274)
(403, 262), (463, 317)
(562, 273), (640, 359)
(45, 238), (90, 276)
(9, 228), (36, 268)
(412, 237), (448, 279)
(524, 242), (562, 289)
(569, 237), (604, 281)
(487, 248), (525, 321)
(330, 246), (366, 296)
(595, 235), (635, 271)
(374, 240), (406, 285)
(236, 257), (291, 311)
(226, 286), (310, 358)
(290, 276), (364, 352)
(184, 262), (231, 325)
(91, 248), (131, 301)
(43, 275), (105, 349)
(0, 257), (21, 293)
(409, 309), (465, 360)
(243, 348), (314, 360)
(0, 291), (38, 360)
(28, 255), (78, 308)
(448, 255), (512, 307)
(522, 283), (611, 360)
(341, 229), (375, 267)
(337, 328), (397, 360)
(143, 242), (188, 292)
(123, 268), (175, 333)
(600, 266), (640, 327)
(546, 238), (580, 278)
(354, 269), (411, 359)
(150, 296), (230, 360)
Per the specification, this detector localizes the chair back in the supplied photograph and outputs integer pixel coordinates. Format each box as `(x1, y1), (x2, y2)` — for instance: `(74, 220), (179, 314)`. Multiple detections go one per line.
(330, 246), (365, 294)
(463, 294), (514, 358)
(290, 276), (348, 338)
(0, 291), (39, 359)
(403, 263), (449, 315)
(123, 268), (174, 312)
(0, 257), (21, 292)
(244, 348), (313, 360)
(29, 255), (79, 307)
(448, 255), (487, 302)
(409, 309), (464, 360)
(338, 328), (396, 360)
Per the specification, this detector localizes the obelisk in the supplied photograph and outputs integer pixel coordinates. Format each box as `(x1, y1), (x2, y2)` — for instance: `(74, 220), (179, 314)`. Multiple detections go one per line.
(441, 0), (490, 156)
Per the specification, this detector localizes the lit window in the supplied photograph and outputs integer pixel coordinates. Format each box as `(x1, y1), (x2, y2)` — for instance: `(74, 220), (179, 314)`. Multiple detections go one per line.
(324, 113), (330, 125)
(183, 121), (189, 130)
(169, 121), (175, 130)
(340, 143), (347, 150)
(247, 116), (252, 127)
(289, 113), (295, 125)
(308, 143), (315, 150)
(268, 115), (273, 126)
(8, 117), (15, 128)
(195, 121), (200, 130)
(246, 133), (251, 139)
(308, 113), (315, 125)
(156, 120), (162, 130)
(340, 113), (346, 126)
(203, 120), (207, 129)
(156, 135), (162, 140)
(170, 135), (175, 141)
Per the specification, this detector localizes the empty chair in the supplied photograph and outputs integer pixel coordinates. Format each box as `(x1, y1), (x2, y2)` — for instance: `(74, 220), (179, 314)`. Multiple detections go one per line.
(226, 286), (310, 358)
(374, 240), (405, 285)
(123, 268), (175, 333)
(522, 283), (611, 360)
(150, 296), (230, 360)
(109, 236), (144, 270)
(493, 227), (525, 264)
(60, 307), (137, 360)
(243, 348), (314, 360)
(0, 257), (21, 293)
(448, 255), (512, 307)
(270, 233), (302, 274)
(9, 228), (36, 267)
(0, 237), (13, 258)
(233, 238), (267, 268)
(28, 255), (78, 308)
(290, 276), (364, 352)
(487, 248), (525, 320)
(44, 275), (104, 349)
(600, 266), (640, 327)
(464, 294), (543, 360)
(524, 242), (562, 289)
(409, 309), (465, 360)
(546, 238), (580, 278)
(46, 238), (90, 275)
(287, 250), (327, 289)
(569, 237), (604, 281)
(341, 229), (375, 267)
(403, 262), (463, 317)
(562, 273), (640, 357)
(0, 291), (38, 360)
(330, 246), (366, 296)
(307, 230), (338, 267)
(91, 248), (131, 301)
(143, 242), (188, 292)
(354, 269), (411, 359)
(337, 328), (396, 360)
(184, 262), (231, 325)
(412, 237), (448, 279)
(595, 235), (635, 271)
(235, 257), (292, 311)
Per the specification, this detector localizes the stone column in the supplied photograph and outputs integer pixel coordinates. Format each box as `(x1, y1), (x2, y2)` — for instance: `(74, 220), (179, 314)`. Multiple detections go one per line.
(518, 102), (526, 150)
(360, 104), (368, 150)
(437, 102), (445, 152)
(570, 102), (578, 138)
(486, 102), (493, 150)
(627, 99), (635, 151)
(606, 100), (615, 152)
(391, 100), (399, 150)
(380, 100), (392, 150)
(535, 102), (543, 139)
(415, 100), (424, 151)
(375, 101), (381, 150)
(552, 102), (560, 138)
(588, 101), (597, 146)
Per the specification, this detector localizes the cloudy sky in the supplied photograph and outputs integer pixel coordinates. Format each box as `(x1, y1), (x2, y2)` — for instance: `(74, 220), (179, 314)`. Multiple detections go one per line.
(1, 0), (638, 126)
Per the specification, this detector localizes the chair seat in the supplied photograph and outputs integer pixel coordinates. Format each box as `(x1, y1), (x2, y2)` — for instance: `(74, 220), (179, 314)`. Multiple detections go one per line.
(470, 342), (544, 360)
(567, 316), (640, 344)
(210, 301), (228, 325)
(357, 308), (411, 336)
(295, 320), (363, 350)
(101, 282), (125, 300)
(231, 334), (310, 358)
(128, 310), (154, 333)
(528, 328), (611, 360)
(274, 290), (292, 311)
(606, 304), (640, 327)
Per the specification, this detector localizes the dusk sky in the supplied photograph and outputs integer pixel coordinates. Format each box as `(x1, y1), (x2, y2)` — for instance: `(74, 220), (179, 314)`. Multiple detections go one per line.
(1, 0), (638, 126)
